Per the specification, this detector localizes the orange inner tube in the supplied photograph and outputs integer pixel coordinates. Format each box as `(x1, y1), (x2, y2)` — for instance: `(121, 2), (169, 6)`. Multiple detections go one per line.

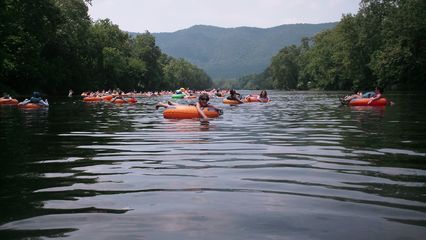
(244, 96), (270, 103)
(18, 103), (45, 109)
(112, 99), (126, 104)
(102, 95), (113, 101)
(223, 99), (242, 104)
(127, 98), (137, 103)
(163, 105), (220, 119)
(83, 96), (103, 102)
(0, 98), (18, 105)
(349, 98), (388, 106)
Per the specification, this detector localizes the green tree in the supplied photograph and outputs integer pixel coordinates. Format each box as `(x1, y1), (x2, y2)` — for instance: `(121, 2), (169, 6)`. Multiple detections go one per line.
(88, 19), (130, 89)
(0, 0), (61, 93)
(131, 32), (162, 90)
(270, 45), (300, 89)
(370, 0), (426, 89)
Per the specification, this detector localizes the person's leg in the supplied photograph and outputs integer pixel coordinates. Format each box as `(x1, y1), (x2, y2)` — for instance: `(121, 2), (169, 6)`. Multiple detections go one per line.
(40, 100), (49, 106)
(19, 99), (30, 105)
(155, 102), (169, 109)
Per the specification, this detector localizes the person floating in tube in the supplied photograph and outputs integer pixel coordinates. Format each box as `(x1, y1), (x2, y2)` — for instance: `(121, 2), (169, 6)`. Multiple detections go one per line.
(156, 93), (223, 119)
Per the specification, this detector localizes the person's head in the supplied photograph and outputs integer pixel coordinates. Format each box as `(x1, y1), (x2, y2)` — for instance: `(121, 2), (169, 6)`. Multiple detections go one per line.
(198, 93), (210, 106)
(375, 86), (383, 94)
(32, 91), (40, 98)
(176, 89), (182, 94)
(260, 90), (267, 98)
(230, 89), (236, 95)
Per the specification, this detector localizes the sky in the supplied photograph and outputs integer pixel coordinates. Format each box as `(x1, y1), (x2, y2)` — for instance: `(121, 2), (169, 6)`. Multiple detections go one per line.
(88, 0), (361, 33)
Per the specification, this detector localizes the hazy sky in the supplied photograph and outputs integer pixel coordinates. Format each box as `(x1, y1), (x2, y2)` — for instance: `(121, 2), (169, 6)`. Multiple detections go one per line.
(88, 0), (360, 33)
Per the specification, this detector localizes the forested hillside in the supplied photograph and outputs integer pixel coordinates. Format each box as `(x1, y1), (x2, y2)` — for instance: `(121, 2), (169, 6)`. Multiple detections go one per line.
(151, 23), (337, 79)
(235, 0), (426, 91)
(0, 0), (212, 95)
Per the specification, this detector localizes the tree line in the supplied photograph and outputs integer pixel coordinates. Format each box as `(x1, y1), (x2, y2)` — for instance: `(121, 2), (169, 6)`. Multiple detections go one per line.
(0, 0), (212, 95)
(234, 0), (426, 91)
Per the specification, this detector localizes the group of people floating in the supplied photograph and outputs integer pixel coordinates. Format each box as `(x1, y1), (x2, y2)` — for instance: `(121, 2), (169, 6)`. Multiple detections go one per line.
(155, 89), (270, 120)
(339, 86), (393, 106)
(0, 92), (49, 108)
(1, 86), (391, 116)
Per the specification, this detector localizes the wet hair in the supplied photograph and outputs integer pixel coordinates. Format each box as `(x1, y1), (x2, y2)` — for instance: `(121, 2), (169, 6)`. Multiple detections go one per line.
(198, 93), (209, 101)
(260, 90), (267, 97)
(375, 87), (384, 94)
(230, 89), (236, 95)
(32, 91), (41, 98)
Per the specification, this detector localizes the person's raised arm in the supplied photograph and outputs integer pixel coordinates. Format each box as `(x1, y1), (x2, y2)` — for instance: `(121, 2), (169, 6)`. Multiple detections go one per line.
(196, 102), (208, 119)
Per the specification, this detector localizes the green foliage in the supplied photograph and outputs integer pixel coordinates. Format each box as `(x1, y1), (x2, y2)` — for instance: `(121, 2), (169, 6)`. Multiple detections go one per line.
(0, 0), (212, 94)
(270, 45), (300, 89)
(240, 0), (426, 91)
(369, 0), (426, 89)
(1, 0), (62, 93)
(163, 58), (212, 90)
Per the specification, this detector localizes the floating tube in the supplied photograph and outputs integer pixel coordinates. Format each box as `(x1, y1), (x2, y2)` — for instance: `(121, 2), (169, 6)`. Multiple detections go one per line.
(127, 98), (137, 103)
(83, 96), (103, 102)
(18, 103), (47, 109)
(112, 99), (126, 104)
(0, 98), (18, 105)
(223, 99), (243, 104)
(244, 96), (270, 103)
(172, 93), (186, 99)
(349, 98), (388, 106)
(163, 106), (221, 119)
(102, 95), (113, 101)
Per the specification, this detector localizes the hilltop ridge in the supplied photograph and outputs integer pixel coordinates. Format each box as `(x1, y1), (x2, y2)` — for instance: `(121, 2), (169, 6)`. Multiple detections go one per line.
(142, 23), (337, 79)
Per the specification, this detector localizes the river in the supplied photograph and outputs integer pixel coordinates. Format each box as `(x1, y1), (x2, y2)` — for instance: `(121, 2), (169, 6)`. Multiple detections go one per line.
(0, 90), (425, 239)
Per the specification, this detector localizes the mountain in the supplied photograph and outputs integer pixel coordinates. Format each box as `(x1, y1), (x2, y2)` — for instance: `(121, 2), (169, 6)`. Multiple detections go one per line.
(149, 23), (337, 80)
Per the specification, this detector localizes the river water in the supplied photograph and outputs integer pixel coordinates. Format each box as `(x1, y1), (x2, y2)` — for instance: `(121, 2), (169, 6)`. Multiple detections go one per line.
(0, 91), (425, 240)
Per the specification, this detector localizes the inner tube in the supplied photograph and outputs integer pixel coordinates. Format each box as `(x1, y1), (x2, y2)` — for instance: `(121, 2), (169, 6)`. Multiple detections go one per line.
(0, 98), (18, 105)
(223, 99), (242, 105)
(349, 98), (388, 106)
(172, 93), (185, 99)
(112, 99), (127, 104)
(102, 95), (113, 101)
(83, 96), (103, 102)
(244, 96), (270, 103)
(126, 98), (137, 103)
(163, 106), (221, 119)
(18, 103), (46, 109)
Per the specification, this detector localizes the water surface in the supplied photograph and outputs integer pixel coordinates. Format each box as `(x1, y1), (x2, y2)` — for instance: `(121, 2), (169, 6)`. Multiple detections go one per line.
(1, 91), (425, 240)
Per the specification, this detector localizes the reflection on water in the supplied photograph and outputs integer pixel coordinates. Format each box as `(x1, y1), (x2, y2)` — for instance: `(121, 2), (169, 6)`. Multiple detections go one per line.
(1, 91), (426, 240)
